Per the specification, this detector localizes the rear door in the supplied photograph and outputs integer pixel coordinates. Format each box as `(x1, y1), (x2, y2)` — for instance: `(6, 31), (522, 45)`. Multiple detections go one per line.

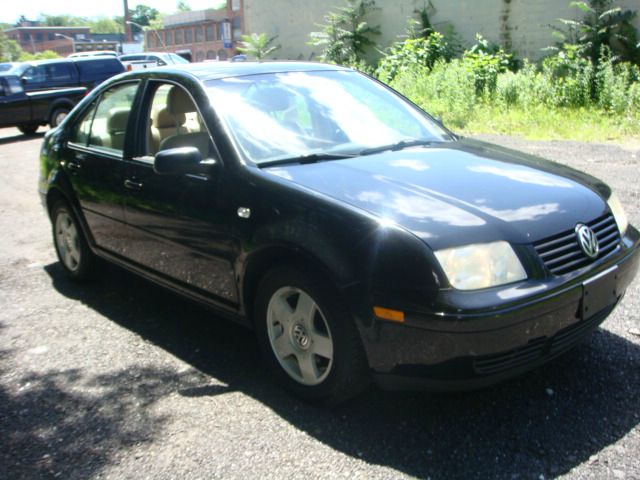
(63, 80), (141, 256)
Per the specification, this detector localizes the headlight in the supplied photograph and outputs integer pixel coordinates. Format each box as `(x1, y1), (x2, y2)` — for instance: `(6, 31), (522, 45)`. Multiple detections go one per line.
(607, 192), (628, 235)
(434, 241), (527, 290)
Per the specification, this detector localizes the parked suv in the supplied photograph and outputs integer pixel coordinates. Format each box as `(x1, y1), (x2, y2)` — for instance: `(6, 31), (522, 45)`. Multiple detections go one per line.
(12, 57), (125, 93)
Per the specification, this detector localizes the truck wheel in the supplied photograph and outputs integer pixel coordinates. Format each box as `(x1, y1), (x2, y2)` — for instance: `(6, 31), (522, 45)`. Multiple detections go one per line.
(254, 266), (370, 405)
(50, 108), (70, 128)
(18, 124), (38, 135)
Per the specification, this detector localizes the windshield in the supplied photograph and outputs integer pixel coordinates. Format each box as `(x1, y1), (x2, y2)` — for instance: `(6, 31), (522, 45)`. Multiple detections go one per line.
(0, 63), (17, 73)
(166, 53), (189, 64)
(205, 70), (450, 165)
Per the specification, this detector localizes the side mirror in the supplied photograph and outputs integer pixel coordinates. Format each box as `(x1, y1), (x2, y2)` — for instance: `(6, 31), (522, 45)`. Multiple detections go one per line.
(153, 147), (217, 176)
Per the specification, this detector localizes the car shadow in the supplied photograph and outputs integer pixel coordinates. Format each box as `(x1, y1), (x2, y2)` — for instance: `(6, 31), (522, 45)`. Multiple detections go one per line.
(0, 131), (45, 145)
(40, 261), (640, 479)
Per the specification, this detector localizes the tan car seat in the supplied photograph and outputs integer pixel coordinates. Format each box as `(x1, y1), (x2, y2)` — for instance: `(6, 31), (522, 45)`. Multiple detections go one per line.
(159, 86), (212, 158)
(107, 108), (131, 150)
(149, 107), (188, 154)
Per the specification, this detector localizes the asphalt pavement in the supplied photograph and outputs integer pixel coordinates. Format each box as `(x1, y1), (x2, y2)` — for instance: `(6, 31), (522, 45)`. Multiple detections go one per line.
(0, 126), (638, 479)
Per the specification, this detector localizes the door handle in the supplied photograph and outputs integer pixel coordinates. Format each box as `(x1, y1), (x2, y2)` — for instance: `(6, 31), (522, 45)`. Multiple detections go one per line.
(124, 179), (143, 190)
(66, 161), (82, 171)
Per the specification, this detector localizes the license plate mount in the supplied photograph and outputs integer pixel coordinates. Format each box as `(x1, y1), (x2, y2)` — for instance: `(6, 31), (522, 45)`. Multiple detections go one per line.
(582, 266), (618, 320)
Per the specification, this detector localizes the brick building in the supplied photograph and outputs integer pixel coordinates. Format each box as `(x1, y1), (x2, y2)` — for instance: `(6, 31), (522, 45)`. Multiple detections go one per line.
(145, 0), (244, 61)
(4, 26), (92, 56)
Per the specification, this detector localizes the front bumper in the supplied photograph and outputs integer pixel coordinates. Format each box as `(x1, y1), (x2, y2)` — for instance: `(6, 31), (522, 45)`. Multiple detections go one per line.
(365, 227), (640, 391)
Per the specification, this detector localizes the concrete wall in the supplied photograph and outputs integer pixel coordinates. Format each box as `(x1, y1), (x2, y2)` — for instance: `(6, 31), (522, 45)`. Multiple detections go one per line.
(243, 0), (640, 61)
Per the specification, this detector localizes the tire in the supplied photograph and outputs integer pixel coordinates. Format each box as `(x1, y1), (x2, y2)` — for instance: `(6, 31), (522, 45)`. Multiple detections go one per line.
(51, 200), (98, 281)
(254, 266), (370, 405)
(17, 124), (38, 135)
(50, 107), (70, 128)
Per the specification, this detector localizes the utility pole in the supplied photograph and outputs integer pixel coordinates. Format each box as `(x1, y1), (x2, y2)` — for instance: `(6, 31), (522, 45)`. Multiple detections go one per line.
(123, 0), (133, 43)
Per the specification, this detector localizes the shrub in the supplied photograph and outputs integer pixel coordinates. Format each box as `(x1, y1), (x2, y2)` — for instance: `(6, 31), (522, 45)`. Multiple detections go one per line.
(390, 60), (477, 128)
(462, 35), (512, 96)
(309, 0), (380, 65)
(377, 32), (449, 82)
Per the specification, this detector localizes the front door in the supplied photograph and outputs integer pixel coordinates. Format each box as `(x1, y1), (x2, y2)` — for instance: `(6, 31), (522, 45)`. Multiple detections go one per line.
(123, 81), (239, 307)
(63, 81), (141, 256)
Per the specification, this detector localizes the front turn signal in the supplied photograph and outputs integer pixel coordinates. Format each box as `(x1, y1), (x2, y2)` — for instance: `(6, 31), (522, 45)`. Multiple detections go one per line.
(373, 306), (405, 323)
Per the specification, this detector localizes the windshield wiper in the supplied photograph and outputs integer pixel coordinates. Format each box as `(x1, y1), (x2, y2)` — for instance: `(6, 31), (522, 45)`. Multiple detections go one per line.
(258, 152), (358, 168)
(359, 139), (436, 157)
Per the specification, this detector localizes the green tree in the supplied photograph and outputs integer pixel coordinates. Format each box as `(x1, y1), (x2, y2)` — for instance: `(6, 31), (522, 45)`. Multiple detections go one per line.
(309, 0), (380, 65)
(40, 14), (90, 27)
(19, 50), (60, 61)
(237, 33), (280, 60)
(91, 16), (124, 34)
(551, 0), (640, 64)
(177, 0), (191, 12)
(0, 32), (23, 61)
(129, 4), (159, 33)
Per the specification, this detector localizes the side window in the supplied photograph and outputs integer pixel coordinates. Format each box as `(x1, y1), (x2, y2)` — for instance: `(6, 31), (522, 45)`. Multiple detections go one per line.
(70, 101), (98, 145)
(87, 82), (140, 154)
(146, 83), (213, 158)
(46, 63), (72, 83)
(22, 66), (46, 85)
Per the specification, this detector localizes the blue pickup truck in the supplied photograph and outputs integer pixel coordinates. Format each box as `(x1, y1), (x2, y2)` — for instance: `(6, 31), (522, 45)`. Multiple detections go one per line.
(0, 57), (124, 135)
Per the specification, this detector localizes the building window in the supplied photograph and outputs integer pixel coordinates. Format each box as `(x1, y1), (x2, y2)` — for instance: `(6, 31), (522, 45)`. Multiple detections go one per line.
(48, 32), (54, 41)
(232, 0), (240, 11)
(195, 26), (203, 43)
(22, 33), (30, 42)
(205, 25), (214, 42)
(232, 17), (242, 41)
(218, 49), (228, 60)
(206, 50), (216, 60)
(175, 29), (183, 44)
(196, 50), (205, 62)
(216, 22), (223, 41)
(185, 28), (193, 44)
(35, 32), (43, 42)
(165, 30), (173, 45)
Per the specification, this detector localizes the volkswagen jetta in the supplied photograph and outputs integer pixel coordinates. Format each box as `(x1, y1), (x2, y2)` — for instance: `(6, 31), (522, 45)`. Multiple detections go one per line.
(39, 62), (640, 404)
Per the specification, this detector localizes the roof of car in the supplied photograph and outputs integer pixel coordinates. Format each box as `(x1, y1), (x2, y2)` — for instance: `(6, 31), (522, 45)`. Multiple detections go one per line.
(130, 61), (348, 81)
(18, 56), (121, 67)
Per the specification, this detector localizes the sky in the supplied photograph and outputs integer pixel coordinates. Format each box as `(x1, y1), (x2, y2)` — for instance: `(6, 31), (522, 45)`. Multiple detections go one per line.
(0, 0), (226, 24)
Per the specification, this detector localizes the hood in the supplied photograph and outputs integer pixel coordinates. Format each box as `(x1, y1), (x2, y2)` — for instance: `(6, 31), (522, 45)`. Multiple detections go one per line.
(264, 138), (610, 250)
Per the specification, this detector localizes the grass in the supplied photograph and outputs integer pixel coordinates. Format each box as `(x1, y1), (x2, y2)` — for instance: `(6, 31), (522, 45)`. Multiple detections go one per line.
(458, 106), (640, 142)
(385, 57), (640, 143)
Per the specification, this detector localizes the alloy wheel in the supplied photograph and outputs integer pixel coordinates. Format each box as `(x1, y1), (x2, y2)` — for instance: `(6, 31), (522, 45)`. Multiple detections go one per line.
(266, 286), (334, 386)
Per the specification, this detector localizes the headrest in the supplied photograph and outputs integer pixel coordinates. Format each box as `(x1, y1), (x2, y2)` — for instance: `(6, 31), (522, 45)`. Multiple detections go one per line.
(249, 88), (295, 112)
(154, 108), (186, 129)
(167, 86), (195, 115)
(107, 108), (130, 133)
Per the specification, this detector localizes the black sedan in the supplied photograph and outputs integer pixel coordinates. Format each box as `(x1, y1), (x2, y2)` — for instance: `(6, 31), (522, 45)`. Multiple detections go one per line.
(38, 62), (640, 404)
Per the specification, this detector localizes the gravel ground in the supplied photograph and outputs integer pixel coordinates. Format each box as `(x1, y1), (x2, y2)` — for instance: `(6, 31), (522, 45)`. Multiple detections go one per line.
(0, 127), (638, 480)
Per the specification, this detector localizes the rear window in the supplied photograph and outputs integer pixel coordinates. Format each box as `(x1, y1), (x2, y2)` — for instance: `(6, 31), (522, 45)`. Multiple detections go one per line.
(75, 58), (124, 76)
(120, 55), (145, 62)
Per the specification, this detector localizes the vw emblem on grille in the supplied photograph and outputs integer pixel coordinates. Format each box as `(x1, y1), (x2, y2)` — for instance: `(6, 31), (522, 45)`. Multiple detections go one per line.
(575, 224), (599, 259)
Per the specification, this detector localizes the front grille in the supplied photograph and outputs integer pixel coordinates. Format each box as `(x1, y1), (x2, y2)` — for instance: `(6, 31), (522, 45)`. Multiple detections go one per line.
(473, 337), (546, 375)
(533, 214), (621, 276)
(549, 303), (614, 354)
(472, 303), (614, 376)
